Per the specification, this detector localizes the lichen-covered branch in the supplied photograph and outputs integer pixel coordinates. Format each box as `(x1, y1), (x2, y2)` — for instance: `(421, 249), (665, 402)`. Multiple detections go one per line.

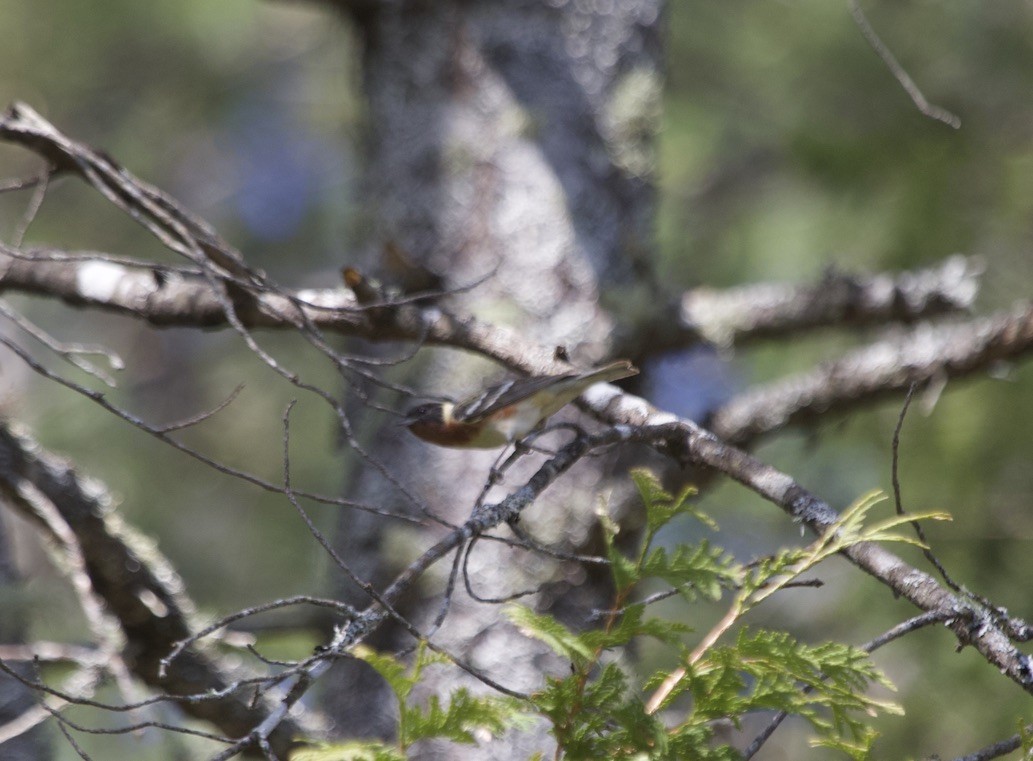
(0, 242), (561, 373)
(0, 422), (312, 756)
(580, 392), (1033, 697)
(678, 255), (981, 347)
(707, 301), (1033, 446)
(614, 256), (981, 361)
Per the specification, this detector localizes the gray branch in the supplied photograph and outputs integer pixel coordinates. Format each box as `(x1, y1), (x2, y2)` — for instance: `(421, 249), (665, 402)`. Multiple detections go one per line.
(612, 255), (981, 361)
(708, 301), (1033, 446)
(0, 422), (312, 756)
(579, 393), (1033, 699)
(678, 255), (980, 347)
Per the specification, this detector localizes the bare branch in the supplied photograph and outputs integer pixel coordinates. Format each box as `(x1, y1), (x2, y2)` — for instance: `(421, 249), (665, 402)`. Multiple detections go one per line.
(0, 422), (311, 755)
(678, 256), (980, 348)
(0, 706), (57, 749)
(953, 734), (1027, 761)
(585, 394), (1033, 699)
(220, 426), (630, 753)
(0, 104), (980, 410)
(0, 102), (252, 280)
(161, 596), (356, 680)
(613, 256), (982, 360)
(0, 172), (48, 193)
(0, 644), (103, 666)
(0, 241), (560, 375)
(11, 168), (48, 247)
(1, 98), (1027, 758)
(154, 384), (244, 433)
(0, 298), (123, 386)
(8, 459), (139, 707)
(707, 302), (1033, 446)
(0, 332), (424, 525)
(892, 383), (962, 591)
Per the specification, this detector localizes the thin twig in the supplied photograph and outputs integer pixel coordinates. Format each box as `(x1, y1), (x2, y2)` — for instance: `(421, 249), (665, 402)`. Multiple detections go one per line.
(12, 167), (49, 246)
(0, 333), (424, 524)
(423, 541), (467, 639)
(892, 381), (961, 592)
(0, 298), (123, 386)
(462, 533), (544, 604)
(849, 0), (961, 128)
(160, 595), (356, 678)
(891, 384), (1033, 641)
(589, 578), (822, 622)
(0, 171), (48, 193)
(154, 384), (244, 433)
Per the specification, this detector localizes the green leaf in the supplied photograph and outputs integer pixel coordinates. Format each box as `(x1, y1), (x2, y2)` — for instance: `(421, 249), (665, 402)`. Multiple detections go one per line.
(635, 615), (694, 646)
(854, 510), (952, 547)
(506, 605), (595, 665)
(631, 468), (672, 515)
(608, 543), (641, 591)
(290, 741), (404, 761)
(1018, 719), (1033, 756)
(809, 733), (879, 761)
(631, 468), (710, 535)
(401, 688), (518, 746)
(534, 663), (686, 759)
(595, 500), (640, 590)
(580, 604), (692, 651)
(341, 482), (918, 761)
(640, 542), (740, 601)
(352, 645), (415, 701)
(698, 629), (901, 756)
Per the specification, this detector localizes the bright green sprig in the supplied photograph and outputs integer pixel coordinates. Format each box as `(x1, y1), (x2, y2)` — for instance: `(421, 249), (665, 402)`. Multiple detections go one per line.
(294, 472), (951, 760)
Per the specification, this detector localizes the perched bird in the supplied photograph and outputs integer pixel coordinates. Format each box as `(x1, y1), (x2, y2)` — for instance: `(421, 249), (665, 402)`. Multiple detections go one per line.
(401, 360), (638, 449)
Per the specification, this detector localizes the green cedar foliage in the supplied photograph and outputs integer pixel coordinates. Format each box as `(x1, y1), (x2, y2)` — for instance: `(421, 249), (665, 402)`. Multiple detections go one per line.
(293, 641), (525, 760)
(293, 470), (949, 760)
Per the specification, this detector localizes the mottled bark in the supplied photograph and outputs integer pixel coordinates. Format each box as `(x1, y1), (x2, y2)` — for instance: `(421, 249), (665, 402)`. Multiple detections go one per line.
(329, 2), (664, 756)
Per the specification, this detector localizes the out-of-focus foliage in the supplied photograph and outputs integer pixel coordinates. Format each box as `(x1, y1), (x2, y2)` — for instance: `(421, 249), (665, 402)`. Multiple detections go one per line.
(2, 1), (1033, 758)
(0, 0), (360, 617)
(659, 2), (1033, 757)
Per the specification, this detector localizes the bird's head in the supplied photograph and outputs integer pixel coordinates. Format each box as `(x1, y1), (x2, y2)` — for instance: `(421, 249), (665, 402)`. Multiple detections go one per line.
(400, 402), (447, 429)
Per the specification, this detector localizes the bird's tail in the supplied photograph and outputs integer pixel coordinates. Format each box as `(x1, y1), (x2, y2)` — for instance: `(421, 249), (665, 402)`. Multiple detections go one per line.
(581, 359), (638, 385)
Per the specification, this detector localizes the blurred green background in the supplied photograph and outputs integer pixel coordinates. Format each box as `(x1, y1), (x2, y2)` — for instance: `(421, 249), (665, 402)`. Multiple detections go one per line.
(1, 1), (1032, 758)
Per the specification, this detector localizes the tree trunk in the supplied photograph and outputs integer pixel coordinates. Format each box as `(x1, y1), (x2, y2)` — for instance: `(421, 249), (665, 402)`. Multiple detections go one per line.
(329, 2), (663, 755)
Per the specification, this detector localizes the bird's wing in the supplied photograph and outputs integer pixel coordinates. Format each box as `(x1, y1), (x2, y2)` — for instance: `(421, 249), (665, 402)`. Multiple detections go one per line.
(453, 373), (577, 422)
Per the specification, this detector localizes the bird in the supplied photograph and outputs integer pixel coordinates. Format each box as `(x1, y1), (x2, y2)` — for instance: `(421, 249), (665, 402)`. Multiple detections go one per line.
(401, 360), (638, 449)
